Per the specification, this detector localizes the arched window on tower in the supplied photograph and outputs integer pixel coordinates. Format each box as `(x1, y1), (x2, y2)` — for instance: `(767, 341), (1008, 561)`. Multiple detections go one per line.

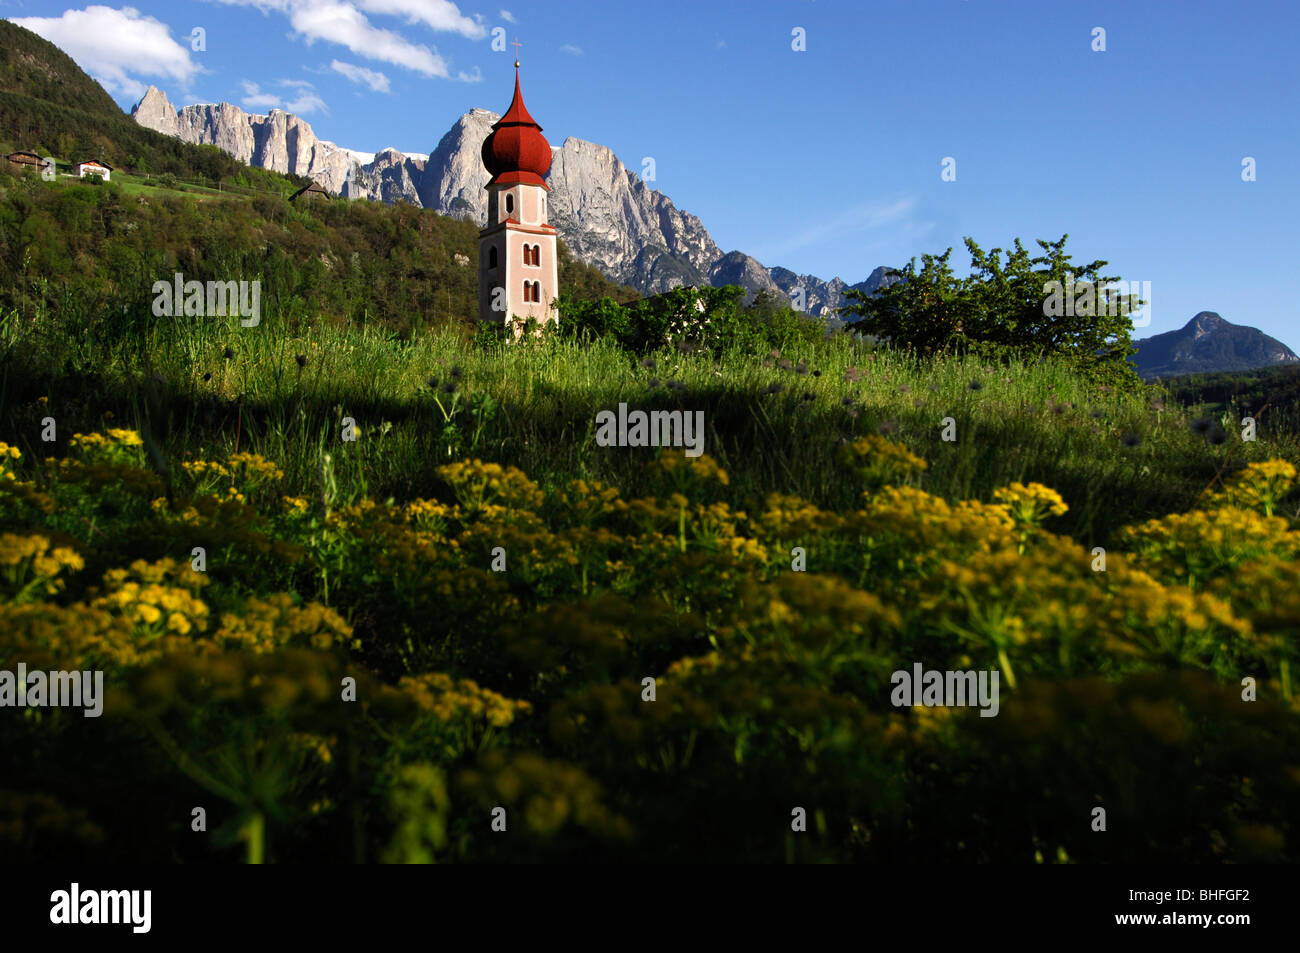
(488, 246), (498, 270)
(504, 193), (515, 216)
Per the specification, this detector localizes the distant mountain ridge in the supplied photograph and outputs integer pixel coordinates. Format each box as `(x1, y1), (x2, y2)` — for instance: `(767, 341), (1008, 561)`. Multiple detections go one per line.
(1131, 311), (1299, 379)
(131, 85), (881, 313)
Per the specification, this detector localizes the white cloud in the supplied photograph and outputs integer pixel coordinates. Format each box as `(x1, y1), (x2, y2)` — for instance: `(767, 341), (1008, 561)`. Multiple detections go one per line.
(330, 58), (391, 92)
(286, 1), (451, 75)
(456, 65), (481, 83)
(240, 80), (282, 110)
(246, 96), (280, 110)
(499, 9), (515, 23)
(9, 5), (200, 100)
(240, 79), (328, 115)
(210, 0), (484, 77)
(559, 43), (582, 56)
(354, 0), (485, 38)
(286, 91), (329, 113)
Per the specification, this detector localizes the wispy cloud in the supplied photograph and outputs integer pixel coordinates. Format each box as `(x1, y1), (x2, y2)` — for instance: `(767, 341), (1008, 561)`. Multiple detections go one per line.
(287, 92), (327, 114)
(748, 198), (921, 261)
(210, 0), (484, 77)
(329, 0), (484, 38)
(240, 78), (329, 115)
(240, 80), (281, 111)
(559, 43), (582, 56)
(9, 5), (201, 101)
(330, 58), (391, 92)
(499, 9), (516, 23)
(287, 91), (328, 114)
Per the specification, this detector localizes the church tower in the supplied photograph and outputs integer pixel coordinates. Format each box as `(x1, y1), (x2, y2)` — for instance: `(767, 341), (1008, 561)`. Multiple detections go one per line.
(479, 59), (559, 333)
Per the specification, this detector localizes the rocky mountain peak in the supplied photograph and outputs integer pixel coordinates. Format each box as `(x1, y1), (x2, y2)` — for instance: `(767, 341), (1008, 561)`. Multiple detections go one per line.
(1188, 311), (1225, 338)
(709, 251), (786, 306)
(131, 85), (178, 136)
(1133, 312), (1299, 378)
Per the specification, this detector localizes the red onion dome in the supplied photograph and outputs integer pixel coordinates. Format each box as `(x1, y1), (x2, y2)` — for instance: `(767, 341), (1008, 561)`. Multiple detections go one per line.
(481, 69), (553, 188)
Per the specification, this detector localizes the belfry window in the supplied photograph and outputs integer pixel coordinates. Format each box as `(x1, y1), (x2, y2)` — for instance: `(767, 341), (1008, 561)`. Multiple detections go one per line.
(488, 246), (498, 269)
(504, 193), (515, 216)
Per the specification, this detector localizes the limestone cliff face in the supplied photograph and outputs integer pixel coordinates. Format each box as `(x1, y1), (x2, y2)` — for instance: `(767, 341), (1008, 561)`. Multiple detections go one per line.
(347, 148), (425, 206)
(132, 85), (366, 193)
(130, 84), (180, 136)
(131, 85), (882, 311)
(546, 137), (721, 294)
(418, 108), (495, 220)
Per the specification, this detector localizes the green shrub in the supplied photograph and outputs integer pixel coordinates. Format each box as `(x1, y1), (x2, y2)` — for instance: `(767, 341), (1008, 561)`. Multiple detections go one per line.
(838, 235), (1143, 389)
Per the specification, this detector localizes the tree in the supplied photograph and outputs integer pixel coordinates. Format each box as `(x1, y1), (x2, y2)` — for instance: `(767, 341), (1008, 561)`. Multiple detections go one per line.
(837, 235), (1141, 386)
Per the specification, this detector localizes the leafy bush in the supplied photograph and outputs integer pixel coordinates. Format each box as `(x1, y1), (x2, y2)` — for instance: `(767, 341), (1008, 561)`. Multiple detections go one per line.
(838, 235), (1143, 389)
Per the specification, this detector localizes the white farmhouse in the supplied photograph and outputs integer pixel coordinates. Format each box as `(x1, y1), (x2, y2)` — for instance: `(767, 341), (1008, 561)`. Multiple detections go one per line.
(76, 160), (112, 182)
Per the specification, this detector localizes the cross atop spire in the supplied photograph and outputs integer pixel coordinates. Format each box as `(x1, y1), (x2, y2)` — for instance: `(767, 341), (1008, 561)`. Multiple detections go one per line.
(511, 37), (522, 68)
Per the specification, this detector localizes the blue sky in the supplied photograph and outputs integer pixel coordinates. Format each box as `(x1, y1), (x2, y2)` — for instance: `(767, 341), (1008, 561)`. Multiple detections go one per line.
(5, 0), (1298, 345)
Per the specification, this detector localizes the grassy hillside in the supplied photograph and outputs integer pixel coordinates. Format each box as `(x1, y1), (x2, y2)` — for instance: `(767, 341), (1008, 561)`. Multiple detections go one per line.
(6, 304), (1297, 545)
(0, 168), (637, 335)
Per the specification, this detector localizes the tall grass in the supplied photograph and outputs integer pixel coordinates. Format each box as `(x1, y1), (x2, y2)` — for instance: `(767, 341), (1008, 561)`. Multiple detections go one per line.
(4, 305), (1296, 545)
